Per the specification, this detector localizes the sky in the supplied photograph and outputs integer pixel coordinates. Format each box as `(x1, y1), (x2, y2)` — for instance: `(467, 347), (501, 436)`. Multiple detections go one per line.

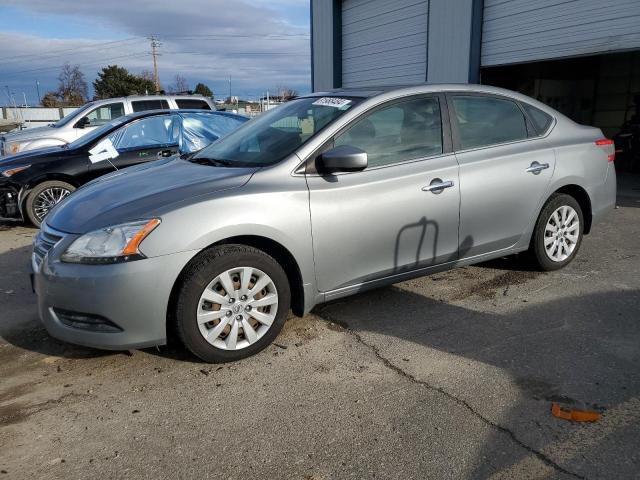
(0, 0), (311, 105)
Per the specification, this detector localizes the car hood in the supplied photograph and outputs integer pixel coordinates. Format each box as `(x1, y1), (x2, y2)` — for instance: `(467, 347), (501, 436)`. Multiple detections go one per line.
(1, 125), (55, 143)
(0, 145), (65, 166)
(46, 157), (258, 234)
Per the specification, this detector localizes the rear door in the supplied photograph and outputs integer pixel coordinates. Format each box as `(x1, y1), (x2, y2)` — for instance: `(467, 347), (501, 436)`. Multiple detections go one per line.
(306, 94), (460, 292)
(449, 93), (556, 258)
(88, 114), (179, 177)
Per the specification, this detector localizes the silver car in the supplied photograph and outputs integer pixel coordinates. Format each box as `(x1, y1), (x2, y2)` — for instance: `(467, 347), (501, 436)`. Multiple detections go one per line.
(1, 95), (214, 156)
(32, 84), (616, 362)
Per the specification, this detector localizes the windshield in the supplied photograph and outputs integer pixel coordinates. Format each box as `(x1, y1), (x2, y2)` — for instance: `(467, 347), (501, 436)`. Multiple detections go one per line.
(65, 115), (131, 149)
(52, 102), (95, 128)
(191, 96), (359, 167)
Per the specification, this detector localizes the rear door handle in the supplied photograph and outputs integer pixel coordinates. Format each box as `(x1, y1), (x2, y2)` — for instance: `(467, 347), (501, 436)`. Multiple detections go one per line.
(422, 179), (454, 194)
(526, 162), (549, 175)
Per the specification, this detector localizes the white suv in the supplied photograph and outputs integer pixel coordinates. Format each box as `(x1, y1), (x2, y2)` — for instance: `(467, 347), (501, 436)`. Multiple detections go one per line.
(0, 95), (215, 156)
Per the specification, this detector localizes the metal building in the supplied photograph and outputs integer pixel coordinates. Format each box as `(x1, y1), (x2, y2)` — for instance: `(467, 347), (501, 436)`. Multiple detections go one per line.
(311, 0), (640, 152)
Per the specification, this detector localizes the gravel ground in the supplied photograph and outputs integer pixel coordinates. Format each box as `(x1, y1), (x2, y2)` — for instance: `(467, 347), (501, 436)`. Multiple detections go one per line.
(1, 177), (639, 479)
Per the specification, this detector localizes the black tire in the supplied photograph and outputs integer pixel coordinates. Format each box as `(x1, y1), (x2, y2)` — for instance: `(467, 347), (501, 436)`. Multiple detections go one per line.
(25, 180), (76, 227)
(175, 244), (291, 363)
(529, 193), (584, 271)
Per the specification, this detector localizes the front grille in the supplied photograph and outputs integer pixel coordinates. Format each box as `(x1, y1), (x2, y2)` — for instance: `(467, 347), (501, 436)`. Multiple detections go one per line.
(33, 223), (65, 267)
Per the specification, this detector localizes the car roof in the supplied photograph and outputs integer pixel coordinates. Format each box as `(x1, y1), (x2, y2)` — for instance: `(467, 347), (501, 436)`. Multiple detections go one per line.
(302, 83), (558, 116)
(118, 109), (248, 122)
(87, 94), (211, 104)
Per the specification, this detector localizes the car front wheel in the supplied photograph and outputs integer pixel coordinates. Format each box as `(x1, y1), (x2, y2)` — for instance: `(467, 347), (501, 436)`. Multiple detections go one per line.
(175, 245), (291, 363)
(530, 193), (584, 271)
(25, 180), (75, 227)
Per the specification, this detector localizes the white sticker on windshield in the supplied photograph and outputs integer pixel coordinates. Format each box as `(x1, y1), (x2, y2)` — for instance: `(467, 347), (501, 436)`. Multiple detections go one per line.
(88, 138), (119, 164)
(312, 97), (352, 109)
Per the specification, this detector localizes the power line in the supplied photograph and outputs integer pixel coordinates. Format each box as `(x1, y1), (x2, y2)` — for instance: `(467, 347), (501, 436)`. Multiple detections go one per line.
(0, 37), (143, 64)
(163, 51), (308, 56)
(0, 52), (149, 78)
(157, 33), (309, 39)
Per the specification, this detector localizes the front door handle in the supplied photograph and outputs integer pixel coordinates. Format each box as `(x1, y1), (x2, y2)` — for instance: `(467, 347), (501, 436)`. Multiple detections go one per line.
(157, 149), (175, 158)
(526, 162), (549, 175)
(422, 179), (454, 194)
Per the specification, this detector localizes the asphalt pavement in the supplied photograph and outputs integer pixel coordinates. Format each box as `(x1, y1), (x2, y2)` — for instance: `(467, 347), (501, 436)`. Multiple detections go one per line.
(1, 175), (639, 479)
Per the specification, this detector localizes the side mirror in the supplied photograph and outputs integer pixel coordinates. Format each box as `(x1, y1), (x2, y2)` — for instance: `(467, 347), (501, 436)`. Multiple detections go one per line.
(317, 145), (368, 173)
(76, 117), (90, 129)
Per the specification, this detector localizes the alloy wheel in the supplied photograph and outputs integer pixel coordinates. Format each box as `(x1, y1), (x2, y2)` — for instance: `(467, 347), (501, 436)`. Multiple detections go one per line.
(544, 205), (580, 262)
(33, 187), (71, 221)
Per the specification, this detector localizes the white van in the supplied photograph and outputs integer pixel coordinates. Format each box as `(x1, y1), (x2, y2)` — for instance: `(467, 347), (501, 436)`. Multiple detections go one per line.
(0, 95), (215, 156)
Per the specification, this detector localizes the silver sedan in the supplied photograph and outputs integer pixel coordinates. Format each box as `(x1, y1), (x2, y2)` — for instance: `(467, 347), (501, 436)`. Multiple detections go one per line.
(32, 84), (616, 362)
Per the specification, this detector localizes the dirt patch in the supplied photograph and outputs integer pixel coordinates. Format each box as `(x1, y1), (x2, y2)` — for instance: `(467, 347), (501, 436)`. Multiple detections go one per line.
(0, 392), (93, 427)
(0, 382), (36, 403)
(451, 270), (542, 300)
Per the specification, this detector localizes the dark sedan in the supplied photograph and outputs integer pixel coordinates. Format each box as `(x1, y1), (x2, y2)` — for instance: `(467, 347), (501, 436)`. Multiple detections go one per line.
(0, 109), (247, 226)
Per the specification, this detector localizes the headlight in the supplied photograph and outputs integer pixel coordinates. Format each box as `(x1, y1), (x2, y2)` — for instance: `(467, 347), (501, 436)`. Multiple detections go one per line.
(1, 165), (30, 177)
(61, 219), (161, 264)
(4, 142), (23, 155)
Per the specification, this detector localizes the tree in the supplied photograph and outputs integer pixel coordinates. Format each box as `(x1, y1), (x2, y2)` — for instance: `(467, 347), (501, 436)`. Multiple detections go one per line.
(168, 74), (189, 94)
(274, 85), (298, 101)
(40, 92), (60, 107)
(57, 63), (87, 105)
(93, 65), (155, 99)
(194, 82), (213, 98)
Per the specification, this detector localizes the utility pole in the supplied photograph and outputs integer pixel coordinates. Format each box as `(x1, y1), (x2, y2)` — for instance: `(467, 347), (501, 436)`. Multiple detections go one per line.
(36, 80), (41, 105)
(150, 36), (161, 94)
(228, 75), (231, 103)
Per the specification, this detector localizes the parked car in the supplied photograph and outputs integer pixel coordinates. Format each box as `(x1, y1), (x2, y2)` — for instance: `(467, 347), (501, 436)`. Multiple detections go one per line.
(0, 95), (215, 157)
(32, 84), (616, 363)
(0, 109), (247, 225)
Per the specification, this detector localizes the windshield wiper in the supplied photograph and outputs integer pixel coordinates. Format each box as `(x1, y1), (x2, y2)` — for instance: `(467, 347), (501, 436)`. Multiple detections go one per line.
(190, 156), (233, 167)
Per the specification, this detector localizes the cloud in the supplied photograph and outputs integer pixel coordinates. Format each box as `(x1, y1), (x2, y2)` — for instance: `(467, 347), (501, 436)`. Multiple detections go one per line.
(0, 0), (310, 104)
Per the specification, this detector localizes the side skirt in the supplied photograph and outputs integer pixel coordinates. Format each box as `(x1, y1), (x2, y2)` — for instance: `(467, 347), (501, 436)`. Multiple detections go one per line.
(320, 246), (529, 303)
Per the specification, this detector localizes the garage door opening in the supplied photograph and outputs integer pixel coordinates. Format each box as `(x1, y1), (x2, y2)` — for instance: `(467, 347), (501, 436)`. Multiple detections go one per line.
(482, 51), (640, 172)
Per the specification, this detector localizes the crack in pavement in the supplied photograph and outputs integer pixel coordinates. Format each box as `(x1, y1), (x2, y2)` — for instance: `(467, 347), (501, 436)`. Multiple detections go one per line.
(315, 308), (586, 480)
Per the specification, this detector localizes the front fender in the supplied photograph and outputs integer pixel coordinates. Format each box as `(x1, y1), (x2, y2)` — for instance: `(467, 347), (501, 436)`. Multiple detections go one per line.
(22, 137), (68, 152)
(139, 180), (316, 291)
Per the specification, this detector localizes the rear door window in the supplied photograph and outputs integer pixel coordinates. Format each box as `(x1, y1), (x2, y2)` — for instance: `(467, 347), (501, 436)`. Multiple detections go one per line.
(175, 99), (211, 110)
(131, 99), (170, 112)
(451, 95), (528, 150)
(83, 103), (125, 127)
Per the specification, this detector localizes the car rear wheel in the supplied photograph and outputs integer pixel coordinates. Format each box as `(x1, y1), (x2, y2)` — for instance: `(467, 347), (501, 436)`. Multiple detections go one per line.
(529, 193), (584, 271)
(175, 245), (291, 363)
(25, 180), (75, 227)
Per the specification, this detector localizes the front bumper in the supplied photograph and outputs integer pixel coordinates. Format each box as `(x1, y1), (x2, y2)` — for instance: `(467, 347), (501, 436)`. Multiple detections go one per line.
(0, 178), (20, 219)
(32, 226), (198, 350)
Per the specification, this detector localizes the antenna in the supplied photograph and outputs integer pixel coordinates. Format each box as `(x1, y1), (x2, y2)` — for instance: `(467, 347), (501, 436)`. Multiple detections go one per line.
(149, 36), (162, 93)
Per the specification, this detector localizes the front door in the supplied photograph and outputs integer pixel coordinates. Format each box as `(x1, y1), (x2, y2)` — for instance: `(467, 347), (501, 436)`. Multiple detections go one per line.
(449, 94), (556, 257)
(306, 95), (460, 293)
(88, 114), (179, 177)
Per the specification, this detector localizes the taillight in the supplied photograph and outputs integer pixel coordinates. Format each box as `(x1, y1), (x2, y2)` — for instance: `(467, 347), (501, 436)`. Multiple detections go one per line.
(595, 138), (615, 162)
